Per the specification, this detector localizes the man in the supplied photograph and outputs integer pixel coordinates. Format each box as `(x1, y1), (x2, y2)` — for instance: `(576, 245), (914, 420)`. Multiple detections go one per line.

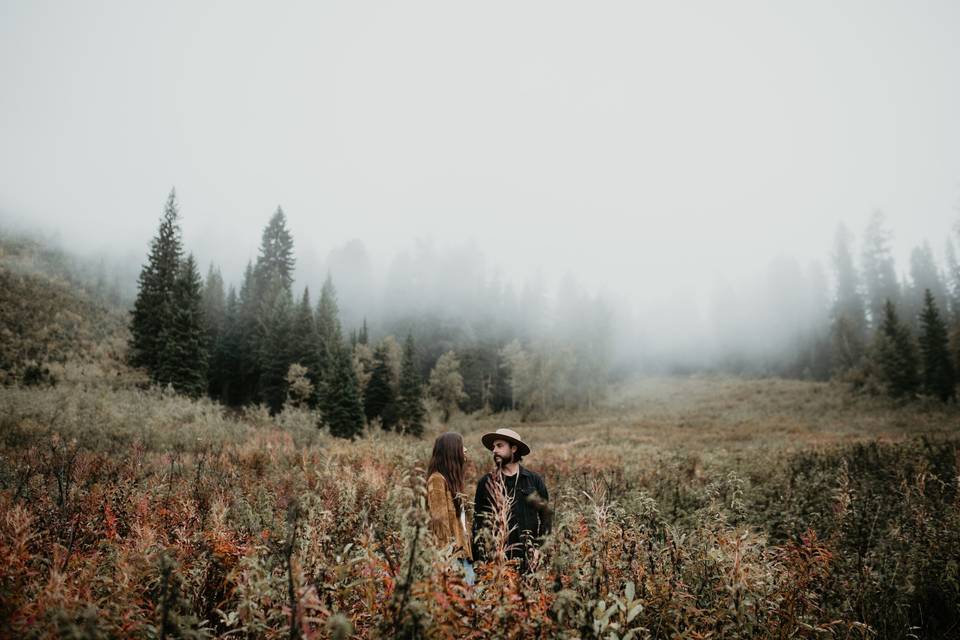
(471, 428), (551, 572)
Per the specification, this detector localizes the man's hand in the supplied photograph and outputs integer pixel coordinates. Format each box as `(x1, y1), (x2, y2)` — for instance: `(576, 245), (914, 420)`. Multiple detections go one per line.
(526, 491), (552, 516)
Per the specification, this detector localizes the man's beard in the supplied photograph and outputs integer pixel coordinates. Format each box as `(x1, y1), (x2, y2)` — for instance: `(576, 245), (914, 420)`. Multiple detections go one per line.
(493, 453), (512, 467)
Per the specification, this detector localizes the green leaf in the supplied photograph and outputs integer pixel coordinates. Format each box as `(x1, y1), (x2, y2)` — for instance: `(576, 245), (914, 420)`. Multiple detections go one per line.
(595, 600), (606, 617)
(625, 581), (635, 602)
(627, 603), (643, 623)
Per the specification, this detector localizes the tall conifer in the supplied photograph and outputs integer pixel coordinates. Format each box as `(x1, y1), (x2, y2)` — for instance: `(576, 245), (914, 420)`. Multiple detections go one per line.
(316, 275), (341, 385)
(365, 341), (398, 429)
(830, 223), (867, 373)
(202, 264), (226, 398)
(129, 189), (182, 379)
(397, 333), (426, 436)
(861, 211), (899, 332)
(157, 254), (207, 396)
(919, 289), (956, 401)
(236, 261), (261, 404)
(255, 207), (296, 292)
(218, 286), (242, 403)
(873, 300), (919, 398)
(260, 282), (294, 413)
(322, 342), (365, 439)
(290, 288), (321, 405)
(232, 208), (297, 406)
(359, 318), (369, 345)
(906, 243), (948, 330)
(491, 347), (513, 412)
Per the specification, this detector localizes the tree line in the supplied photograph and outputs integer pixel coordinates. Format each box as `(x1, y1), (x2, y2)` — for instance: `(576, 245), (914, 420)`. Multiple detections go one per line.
(128, 190), (612, 437)
(826, 211), (959, 401)
(130, 192), (960, 420)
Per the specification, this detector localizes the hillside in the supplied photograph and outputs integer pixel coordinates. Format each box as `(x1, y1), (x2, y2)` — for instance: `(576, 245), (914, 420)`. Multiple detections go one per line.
(0, 233), (132, 385)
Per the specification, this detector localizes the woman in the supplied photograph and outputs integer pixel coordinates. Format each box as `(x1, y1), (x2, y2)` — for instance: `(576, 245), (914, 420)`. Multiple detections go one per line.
(426, 432), (475, 584)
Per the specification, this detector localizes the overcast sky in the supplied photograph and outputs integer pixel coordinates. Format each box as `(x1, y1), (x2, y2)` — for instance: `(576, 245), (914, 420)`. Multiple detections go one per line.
(2, 0), (959, 313)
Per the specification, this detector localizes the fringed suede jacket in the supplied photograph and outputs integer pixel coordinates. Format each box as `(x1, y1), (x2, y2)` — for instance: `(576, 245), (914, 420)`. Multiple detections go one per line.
(426, 472), (473, 561)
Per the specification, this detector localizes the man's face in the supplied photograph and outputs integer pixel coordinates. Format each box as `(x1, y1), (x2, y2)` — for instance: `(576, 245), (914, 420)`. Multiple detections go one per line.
(492, 439), (517, 466)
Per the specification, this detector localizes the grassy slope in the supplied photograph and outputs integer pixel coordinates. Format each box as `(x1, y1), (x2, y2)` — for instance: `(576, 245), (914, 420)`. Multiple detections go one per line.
(450, 375), (959, 471)
(0, 233), (131, 385)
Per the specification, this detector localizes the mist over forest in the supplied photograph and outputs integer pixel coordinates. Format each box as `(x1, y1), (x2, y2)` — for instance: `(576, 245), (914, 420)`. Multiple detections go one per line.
(3, 0), (959, 406)
(4, 199), (960, 388)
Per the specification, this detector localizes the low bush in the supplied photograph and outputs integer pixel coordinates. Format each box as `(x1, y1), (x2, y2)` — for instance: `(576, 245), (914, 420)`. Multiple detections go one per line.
(0, 384), (957, 638)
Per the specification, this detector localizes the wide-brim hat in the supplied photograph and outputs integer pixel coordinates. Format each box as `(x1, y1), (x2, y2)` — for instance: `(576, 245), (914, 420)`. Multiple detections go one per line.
(481, 428), (531, 457)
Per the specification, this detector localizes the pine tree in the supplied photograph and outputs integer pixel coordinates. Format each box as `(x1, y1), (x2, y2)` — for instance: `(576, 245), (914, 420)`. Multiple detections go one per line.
(365, 341), (398, 429)
(946, 240), (960, 320)
(157, 254), (208, 396)
(873, 300), (919, 399)
(830, 224), (867, 373)
(202, 264), (226, 399)
(861, 211), (899, 332)
(217, 286), (242, 403)
(952, 324), (960, 394)
(491, 347), (513, 412)
(289, 288), (321, 405)
(457, 346), (491, 413)
(232, 208), (297, 406)
(500, 340), (528, 411)
(129, 189), (183, 379)
(202, 264), (226, 338)
(322, 342), (366, 439)
(831, 315), (866, 374)
(235, 261), (261, 405)
(397, 333), (426, 436)
(918, 289), (956, 401)
(948, 241), (960, 379)
(259, 283), (294, 414)
(255, 207), (296, 292)
(906, 242), (947, 330)
(359, 318), (369, 345)
(316, 274), (341, 386)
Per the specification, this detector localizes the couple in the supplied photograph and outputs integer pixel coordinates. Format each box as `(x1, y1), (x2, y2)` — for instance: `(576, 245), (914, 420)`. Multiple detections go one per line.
(426, 428), (551, 584)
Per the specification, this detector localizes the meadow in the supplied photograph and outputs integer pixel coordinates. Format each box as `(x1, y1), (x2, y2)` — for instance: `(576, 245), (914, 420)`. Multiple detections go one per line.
(1, 375), (959, 639)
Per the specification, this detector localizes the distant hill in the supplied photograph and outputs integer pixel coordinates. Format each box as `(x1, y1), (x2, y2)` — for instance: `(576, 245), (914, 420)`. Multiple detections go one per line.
(0, 232), (133, 385)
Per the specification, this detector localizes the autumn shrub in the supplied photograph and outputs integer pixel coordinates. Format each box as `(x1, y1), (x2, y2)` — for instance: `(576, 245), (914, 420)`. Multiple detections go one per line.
(0, 383), (957, 638)
(745, 438), (960, 639)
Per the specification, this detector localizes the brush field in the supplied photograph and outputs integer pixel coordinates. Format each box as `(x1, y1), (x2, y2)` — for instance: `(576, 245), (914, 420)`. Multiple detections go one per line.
(1, 376), (959, 639)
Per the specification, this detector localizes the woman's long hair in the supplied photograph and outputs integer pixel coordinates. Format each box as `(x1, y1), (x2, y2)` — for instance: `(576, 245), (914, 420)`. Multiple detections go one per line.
(427, 432), (466, 513)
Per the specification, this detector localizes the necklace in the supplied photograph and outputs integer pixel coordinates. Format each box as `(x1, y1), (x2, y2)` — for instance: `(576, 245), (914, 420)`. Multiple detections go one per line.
(501, 468), (519, 506)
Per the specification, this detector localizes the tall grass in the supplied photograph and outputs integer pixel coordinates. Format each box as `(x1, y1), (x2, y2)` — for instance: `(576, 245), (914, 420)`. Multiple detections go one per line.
(1, 378), (958, 638)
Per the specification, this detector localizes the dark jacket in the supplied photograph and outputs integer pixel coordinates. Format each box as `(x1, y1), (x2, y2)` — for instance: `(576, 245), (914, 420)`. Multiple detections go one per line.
(471, 465), (551, 567)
